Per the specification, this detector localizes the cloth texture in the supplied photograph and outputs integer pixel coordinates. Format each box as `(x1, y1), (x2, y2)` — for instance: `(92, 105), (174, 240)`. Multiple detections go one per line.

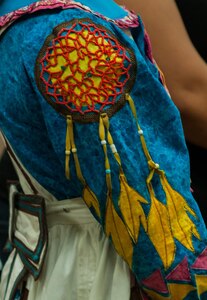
(26, 198), (130, 300)
(1, 197), (130, 300)
(0, 151), (17, 266)
(0, 2), (207, 299)
(0, 0), (127, 19)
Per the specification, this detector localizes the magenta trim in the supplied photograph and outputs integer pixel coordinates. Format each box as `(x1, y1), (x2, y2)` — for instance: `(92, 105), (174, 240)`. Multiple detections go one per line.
(0, 0), (139, 35)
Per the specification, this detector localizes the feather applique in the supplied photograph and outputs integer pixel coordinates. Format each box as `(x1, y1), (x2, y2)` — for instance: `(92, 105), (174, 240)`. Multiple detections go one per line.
(119, 173), (148, 243)
(147, 184), (175, 270)
(168, 283), (195, 299)
(161, 173), (200, 251)
(105, 194), (133, 267)
(83, 185), (101, 218)
(195, 274), (207, 296)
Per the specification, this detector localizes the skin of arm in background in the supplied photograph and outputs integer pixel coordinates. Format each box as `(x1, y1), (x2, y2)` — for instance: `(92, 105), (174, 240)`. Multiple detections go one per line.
(116, 0), (207, 149)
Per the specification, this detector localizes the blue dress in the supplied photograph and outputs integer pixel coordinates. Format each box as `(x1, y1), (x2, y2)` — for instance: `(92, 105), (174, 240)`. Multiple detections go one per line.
(0, 1), (207, 299)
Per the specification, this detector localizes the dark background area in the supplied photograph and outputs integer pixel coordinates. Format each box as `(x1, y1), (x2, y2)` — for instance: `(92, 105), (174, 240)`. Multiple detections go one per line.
(175, 0), (207, 224)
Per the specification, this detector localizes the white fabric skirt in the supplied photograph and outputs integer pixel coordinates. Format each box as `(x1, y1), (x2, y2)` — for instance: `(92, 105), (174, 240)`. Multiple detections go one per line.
(0, 143), (131, 300)
(1, 197), (131, 300)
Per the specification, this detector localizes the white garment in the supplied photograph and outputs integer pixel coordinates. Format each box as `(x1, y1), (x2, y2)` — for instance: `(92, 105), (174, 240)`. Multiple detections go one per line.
(26, 198), (131, 300)
(0, 143), (131, 300)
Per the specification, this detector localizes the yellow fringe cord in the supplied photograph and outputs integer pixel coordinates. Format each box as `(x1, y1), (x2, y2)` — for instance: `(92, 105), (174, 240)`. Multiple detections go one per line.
(99, 113), (134, 265)
(67, 115), (85, 185)
(65, 115), (101, 217)
(100, 113), (148, 244)
(126, 93), (152, 162)
(65, 116), (71, 179)
(99, 114), (112, 192)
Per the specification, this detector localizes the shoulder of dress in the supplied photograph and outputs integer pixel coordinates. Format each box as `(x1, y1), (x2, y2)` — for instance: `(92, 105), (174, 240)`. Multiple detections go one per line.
(0, 0), (139, 36)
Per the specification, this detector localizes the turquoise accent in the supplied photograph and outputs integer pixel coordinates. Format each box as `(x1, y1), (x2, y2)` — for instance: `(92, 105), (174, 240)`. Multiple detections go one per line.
(33, 254), (39, 261)
(13, 197), (46, 263)
(5, 241), (13, 252)
(19, 253), (40, 279)
(14, 290), (21, 300)
(17, 202), (41, 213)
(14, 234), (41, 261)
(105, 169), (111, 174)
(0, 0), (127, 19)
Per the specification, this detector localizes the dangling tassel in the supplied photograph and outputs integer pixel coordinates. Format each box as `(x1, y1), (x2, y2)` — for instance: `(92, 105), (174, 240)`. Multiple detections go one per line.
(125, 93), (152, 162)
(160, 172), (200, 251)
(100, 113), (148, 244)
(99, 114), (112, 191)
(99, 113), (134, 266)
(65, 115), (101, 218)
(65, 115), (72, 179)
(126, 93), (200, 263)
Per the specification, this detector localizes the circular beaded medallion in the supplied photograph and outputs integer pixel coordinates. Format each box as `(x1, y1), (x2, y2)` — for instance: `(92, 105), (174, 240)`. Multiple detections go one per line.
(35, 18), (136, 122)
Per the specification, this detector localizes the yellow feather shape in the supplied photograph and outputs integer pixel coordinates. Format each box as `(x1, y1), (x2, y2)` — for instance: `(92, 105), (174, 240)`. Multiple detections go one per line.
(168, 283), (195, 299)
(82, 185), (101, 218)
(105, 194), (133, 267)
(119, 174), (148, 243)
(195, 274), (207, 296)
(144, 289), (170, 300)
(161, 174), (200, 251)
(147, 193), (175, 270)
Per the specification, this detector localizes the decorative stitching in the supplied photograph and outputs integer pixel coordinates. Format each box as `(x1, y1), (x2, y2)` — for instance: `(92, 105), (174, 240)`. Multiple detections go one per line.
(0, 0), (139, 35)
(35, 18), (136, 122)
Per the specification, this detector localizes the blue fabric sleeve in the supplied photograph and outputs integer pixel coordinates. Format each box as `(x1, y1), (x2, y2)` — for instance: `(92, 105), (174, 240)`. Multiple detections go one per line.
(0, 0), (128, 19)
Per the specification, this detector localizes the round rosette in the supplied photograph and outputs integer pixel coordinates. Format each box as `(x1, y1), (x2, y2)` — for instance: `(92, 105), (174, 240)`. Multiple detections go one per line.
(35, 18), (136, 122)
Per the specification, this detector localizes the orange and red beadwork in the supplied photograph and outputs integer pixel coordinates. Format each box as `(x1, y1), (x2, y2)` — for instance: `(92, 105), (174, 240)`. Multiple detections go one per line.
(36, 19), (136, 122)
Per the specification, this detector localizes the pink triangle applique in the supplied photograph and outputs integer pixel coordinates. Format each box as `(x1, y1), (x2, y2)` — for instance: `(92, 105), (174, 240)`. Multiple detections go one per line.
(166, 257), (191, 282)
(192, 247), (207, 270)
(142, 269), (169, 294)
